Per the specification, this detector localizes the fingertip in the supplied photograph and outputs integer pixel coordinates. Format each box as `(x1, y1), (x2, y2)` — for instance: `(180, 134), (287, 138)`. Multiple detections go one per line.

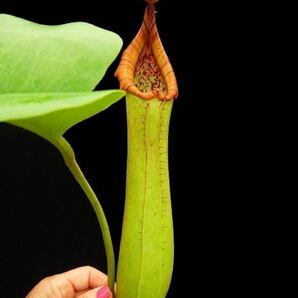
(96, 285), (111, 298)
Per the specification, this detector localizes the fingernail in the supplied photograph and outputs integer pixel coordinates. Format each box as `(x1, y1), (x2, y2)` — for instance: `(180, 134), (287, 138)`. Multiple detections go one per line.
(96, 285), (111, 298)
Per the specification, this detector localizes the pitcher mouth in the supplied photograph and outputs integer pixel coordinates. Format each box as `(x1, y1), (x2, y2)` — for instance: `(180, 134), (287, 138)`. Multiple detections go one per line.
(115, 3), (178, 101)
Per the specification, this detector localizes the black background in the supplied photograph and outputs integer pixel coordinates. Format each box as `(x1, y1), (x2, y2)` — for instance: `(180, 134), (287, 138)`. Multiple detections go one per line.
(0, 0), (247, 297)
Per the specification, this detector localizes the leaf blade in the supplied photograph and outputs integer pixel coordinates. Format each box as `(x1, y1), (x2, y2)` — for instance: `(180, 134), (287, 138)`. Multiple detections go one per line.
(1, 90), (125, 141)
(0, 14), (122, 93)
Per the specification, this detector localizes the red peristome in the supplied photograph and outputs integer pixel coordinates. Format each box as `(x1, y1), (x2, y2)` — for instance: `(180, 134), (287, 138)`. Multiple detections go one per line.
(115, 3), (178, 101)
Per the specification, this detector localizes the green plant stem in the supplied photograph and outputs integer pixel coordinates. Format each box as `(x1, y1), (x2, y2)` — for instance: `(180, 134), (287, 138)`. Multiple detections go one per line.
(54, 136), (115, 293)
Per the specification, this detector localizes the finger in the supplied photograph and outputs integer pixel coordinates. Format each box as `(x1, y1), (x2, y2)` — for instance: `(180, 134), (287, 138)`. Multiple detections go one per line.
(75, 286), (112, 298)
(25, 274), (74, 298)
(26, 266), (107, 298)
(62, 266), (107, 292)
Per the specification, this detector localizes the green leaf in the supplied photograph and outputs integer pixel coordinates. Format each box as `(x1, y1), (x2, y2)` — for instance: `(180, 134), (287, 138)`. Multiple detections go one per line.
(0, 15), (123, 289)
(0, 14), (125, 142)
(0, 90), (124, 143)
(0, 14), (122, 92)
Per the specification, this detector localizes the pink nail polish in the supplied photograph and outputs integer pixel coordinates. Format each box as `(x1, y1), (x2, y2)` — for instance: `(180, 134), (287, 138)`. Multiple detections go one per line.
(96, 285), (111, 298)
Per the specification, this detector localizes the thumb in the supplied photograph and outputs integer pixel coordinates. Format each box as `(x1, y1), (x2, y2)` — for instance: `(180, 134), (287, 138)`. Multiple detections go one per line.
(75, 285), (112, 298)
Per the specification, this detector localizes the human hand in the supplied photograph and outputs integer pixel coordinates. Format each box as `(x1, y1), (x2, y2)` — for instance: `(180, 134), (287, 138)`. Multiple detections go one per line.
(26, 266), (112, 298)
